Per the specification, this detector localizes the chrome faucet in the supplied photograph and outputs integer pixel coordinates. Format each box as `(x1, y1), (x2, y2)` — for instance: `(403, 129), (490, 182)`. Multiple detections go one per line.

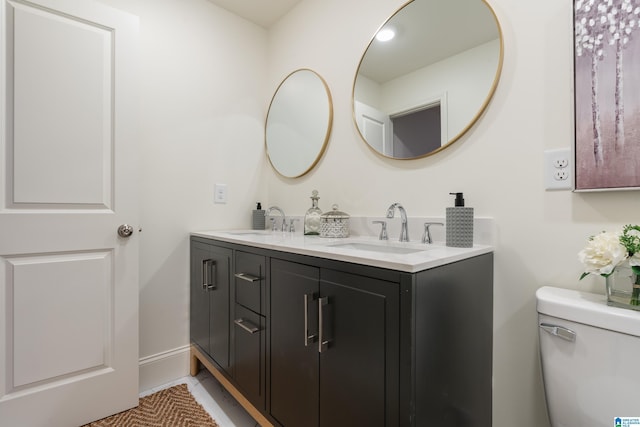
(265, 206), (286, 231)
(386, 203), (409, 242)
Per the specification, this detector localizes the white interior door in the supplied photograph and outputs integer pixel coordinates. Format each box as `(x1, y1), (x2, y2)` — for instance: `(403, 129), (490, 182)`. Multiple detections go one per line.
(0, 0), (139, 426)
(354, 100), (393, 156)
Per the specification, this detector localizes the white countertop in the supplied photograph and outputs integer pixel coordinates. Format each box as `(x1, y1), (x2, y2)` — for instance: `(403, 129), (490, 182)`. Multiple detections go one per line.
(191, 230), (493, 273)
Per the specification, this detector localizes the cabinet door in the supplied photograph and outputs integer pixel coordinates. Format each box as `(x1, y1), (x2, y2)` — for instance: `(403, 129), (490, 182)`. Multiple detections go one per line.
(270, 259), (319, 427)
(190, 241), (231, 370)
(190, 242), (212, 354)
(319, 269), (399, 427)
(208, 245), (231, 370)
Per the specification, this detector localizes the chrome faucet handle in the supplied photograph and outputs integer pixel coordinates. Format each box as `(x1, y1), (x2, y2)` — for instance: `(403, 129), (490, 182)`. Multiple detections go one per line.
(422, 222), (444, 244)
(289, 218), (300, 233)
(372, 221), (388, 240)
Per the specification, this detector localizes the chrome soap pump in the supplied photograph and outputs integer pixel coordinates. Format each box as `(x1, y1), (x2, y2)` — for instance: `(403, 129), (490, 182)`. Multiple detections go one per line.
(446, 192), (474, 248)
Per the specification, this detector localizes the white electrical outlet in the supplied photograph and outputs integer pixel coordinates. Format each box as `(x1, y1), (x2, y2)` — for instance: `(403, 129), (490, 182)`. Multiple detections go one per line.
(544, 148), (573, 191)
(214, 183), (228, 203)
(553, 158), (568, 168)
(553, 169), (569, 181)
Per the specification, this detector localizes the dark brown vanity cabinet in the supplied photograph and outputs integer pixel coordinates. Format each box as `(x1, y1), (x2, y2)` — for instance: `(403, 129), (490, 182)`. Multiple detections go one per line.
(190, 240), (232, 371)
(190, 235), (493, 427)
(269, 259), (399, 427)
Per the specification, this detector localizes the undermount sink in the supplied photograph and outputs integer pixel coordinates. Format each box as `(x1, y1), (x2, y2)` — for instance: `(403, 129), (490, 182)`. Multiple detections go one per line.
(327, 242), (427, 254)
(224, 230), (272, 236)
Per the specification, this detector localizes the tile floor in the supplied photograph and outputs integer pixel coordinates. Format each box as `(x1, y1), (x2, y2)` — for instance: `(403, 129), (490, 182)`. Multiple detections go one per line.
(140, 369), (259, 427)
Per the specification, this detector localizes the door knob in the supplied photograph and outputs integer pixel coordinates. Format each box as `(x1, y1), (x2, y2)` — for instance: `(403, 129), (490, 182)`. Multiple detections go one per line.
(117, 224), (134, 238)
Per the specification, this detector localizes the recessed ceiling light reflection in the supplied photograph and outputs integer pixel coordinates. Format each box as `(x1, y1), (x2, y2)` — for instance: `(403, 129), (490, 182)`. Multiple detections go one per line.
(375, 28), (395, 42)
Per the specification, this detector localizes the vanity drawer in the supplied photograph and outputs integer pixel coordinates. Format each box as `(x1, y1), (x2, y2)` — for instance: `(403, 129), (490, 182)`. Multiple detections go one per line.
(234, 250), (265, 314)
(233, 304), (265, 410)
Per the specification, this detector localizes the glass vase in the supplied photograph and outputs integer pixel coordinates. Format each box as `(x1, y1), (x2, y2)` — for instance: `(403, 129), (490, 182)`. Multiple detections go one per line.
(605, 262), (640, 311)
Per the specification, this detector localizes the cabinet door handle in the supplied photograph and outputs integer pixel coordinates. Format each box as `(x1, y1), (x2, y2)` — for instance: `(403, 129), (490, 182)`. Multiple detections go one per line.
(234, 318), (260, 334)
(304, 293), (317, 347)
(202, 259), (216, 290)
(234, 272), (260, 282)
(318, 296), (331, 353)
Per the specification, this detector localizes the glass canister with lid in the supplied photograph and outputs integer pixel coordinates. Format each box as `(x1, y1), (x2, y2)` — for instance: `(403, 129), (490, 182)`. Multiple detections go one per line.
(319, 205), (350, 238)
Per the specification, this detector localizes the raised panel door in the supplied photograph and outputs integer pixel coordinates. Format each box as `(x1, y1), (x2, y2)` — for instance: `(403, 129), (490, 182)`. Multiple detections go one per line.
(319, 269), (399, 427)
(269, 258), (319, 427)
(190, 241), (231, 371)
(207, 245), (231, 371)
(0, 1), (139, 425)
(190, 242), (212, 355)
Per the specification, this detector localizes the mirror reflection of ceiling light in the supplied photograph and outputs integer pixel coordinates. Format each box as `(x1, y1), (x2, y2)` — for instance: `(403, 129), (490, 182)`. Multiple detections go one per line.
(375, 28), (395, 42)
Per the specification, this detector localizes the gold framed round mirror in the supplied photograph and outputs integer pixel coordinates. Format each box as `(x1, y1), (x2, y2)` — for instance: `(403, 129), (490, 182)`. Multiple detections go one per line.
(352, 0), (503, 159)
(266, 69), (333, 178)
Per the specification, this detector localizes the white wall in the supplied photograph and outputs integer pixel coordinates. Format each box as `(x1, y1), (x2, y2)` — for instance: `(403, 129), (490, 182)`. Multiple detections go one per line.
(266, 0), (640, 426)
(96, 0), (268, 387)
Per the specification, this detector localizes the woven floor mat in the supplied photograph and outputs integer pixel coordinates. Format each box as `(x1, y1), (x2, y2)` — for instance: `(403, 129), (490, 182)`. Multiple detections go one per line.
(81, 383), (219, 427)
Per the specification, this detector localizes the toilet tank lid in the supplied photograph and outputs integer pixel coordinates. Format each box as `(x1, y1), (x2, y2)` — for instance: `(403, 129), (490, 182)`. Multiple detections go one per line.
(536, 286), (640, 337)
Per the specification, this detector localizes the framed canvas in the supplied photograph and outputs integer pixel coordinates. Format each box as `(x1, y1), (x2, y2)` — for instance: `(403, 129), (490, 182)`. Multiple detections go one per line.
(574, 0), (640, 191)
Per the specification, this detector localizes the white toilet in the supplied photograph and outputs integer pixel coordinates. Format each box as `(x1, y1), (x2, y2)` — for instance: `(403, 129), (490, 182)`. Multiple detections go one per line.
(536, 286), (640, 427)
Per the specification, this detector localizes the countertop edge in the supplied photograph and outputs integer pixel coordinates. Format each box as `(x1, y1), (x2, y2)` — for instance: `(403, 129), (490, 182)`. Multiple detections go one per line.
(191, 230), (493, 273)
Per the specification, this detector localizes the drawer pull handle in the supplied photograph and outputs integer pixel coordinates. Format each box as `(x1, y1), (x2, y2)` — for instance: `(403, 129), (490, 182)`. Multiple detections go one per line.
(202, 259), (216, 290)
(234, 272), (260, 282)
(234, 318), (260, 334)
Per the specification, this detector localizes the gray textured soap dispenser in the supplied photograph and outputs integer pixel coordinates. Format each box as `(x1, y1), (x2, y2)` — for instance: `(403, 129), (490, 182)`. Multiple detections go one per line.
(252, 202), (265, 230)
(446, 192), (474, 248)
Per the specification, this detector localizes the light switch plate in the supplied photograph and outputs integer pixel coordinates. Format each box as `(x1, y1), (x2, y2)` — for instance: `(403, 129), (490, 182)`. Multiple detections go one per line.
(214, 183), (228, 203)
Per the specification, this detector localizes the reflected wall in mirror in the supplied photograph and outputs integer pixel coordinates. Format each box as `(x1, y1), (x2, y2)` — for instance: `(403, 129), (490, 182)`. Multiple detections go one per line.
(353, 0), (503, 159)
(266, 69), (333, 178)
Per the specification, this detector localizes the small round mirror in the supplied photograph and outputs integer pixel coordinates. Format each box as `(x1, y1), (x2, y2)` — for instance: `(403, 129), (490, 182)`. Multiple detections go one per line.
(353, 0), (503, 159)
(266, 69), (333, 178)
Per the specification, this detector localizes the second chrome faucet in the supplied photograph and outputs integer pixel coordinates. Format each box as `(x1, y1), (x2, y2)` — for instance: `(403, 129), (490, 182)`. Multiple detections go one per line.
(386, 203), (409, 242)
(265, 206), (287, 231)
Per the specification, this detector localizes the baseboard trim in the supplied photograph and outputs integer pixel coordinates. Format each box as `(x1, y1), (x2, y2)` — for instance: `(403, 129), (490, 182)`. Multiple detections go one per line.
(138, 345), (190, 392)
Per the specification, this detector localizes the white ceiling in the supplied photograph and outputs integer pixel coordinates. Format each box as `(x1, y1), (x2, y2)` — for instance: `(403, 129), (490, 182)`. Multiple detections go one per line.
(206, 0), (302, 28)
